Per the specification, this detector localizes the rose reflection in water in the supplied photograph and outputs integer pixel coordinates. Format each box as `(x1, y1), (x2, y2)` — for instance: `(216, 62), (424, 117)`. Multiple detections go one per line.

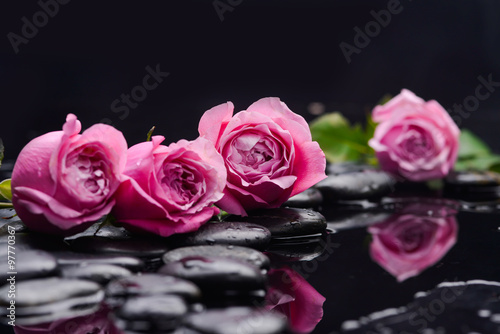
(368, 201), (458, 282)
(266, 266), (326, 333)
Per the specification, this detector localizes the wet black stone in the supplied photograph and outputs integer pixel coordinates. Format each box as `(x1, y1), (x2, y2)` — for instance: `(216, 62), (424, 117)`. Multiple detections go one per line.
(283, 188), (323, 208)
(185, 307), (288, 334)
(65, 221), (132, 241)
(444, 170), (500, 200)
(158, 256), (266, 291)
(67, 235), (169, 258)
(327, 162), (375, 175)
(265, 233), (338, 263)
(341, 280), (500, 333)
(53, 252), (145, 272)
(0, 250), (58, 282)
(162, 245), (270, 271)
(0, 232), (69, 253)
(0, 219), (27, 236)
(0, 208), (19, 225)
(315, 170), (396, 201)
(325, 211), (392, 232)
(0, 277), (103, 325)
(105, 274), (201, 306)
(173, 221), (271, 250)
(60, 264), (132, 284)
(113, 295), (188, 332)
(226, 208), (326, 238)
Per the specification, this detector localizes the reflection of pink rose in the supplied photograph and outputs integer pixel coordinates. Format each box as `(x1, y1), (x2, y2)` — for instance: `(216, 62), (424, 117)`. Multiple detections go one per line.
(11, 114), (127, 235)
(112, 136), (226, 237)
(265, 266), (325, 333)
(368, 203), (458, 282)
(368, 89), (460, 181)
(199, 97), (326, 215)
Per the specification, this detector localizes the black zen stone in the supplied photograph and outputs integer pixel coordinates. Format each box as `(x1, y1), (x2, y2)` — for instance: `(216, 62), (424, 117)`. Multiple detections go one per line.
(53, 252), (145, 272)
(105, 274), (201, 306)
(0, 233), (69, 253)
(67, 235), (169, 258)
(0, 250), (58, 282)
(444, 170), (500, 200)
(65, 221), (132, 241)
(60, 264), (132, 284)
(265, 233), (338, 263)
(315, 170), (396, 201)
(162, 245), (270, 271)
(0, 277), (103, 325)
(226, 208), (326, 238)
(113, 295), (188, 332)
(158, 256), (266, 291)
(173, 221), (271, 250)
(0, 220), (27, 236)
(185, 307), (288, 334)
(283, 188), (323, 208)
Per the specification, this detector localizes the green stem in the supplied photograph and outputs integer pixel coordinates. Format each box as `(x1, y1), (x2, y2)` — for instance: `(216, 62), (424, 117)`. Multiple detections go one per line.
(0, 202), (14, 208)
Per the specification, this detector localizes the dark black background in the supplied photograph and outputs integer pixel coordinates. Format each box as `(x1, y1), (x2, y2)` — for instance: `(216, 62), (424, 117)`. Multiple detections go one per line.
(1, 0), (499, 160)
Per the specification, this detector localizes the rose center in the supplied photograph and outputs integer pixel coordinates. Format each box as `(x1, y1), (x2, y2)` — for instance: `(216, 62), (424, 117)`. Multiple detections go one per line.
(161, 164), (201, 204)
(66, 147), (110, 197)
(238, 142), (274, 168)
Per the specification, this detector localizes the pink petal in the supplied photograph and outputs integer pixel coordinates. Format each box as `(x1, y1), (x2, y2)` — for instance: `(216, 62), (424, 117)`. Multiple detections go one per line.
(198, 101), (234, 146)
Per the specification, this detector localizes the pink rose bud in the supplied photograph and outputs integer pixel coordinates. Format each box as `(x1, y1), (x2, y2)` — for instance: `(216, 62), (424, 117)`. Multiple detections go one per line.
(368, 202), (458, 282)
(198, 97), (327, 216)
(112, 136), (226, 237)
(11, 114), (128, 235)
(369, 89), (460, 181)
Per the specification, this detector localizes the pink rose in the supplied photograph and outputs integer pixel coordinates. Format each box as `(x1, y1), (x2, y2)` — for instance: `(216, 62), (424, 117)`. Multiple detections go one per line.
(11, 114), (127, 235)
(112, 136), (226, 237)
(368, 202), (458, 282)
(368, 89), (460, 181)
(198, 97), (327, 215)
(265, 266), (325, 333)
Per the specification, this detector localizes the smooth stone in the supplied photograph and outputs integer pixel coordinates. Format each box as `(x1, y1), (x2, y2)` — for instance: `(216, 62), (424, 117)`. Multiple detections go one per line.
(105, 274), (201, 305)
(0, 232), (69, 253)
(444, 170), (500, 200)
(327, 162), (375, 175)
(162, 245), (270, 271)
(53, 252), (145, 272)
(67, 235), (169, 258)
(0, 277), (103, 326)
(265, 234), (338, 262)
(325, 211), (392, 232)
(185, 307), (288, 334)
(60, 264), (132, 284)
(283, 188), (323, 208)
(226, 208), (326, 238)
(158, 256), (266, 291)
(0, 219), (27, 236)
(0, 250), (58, 282)
(113, 295), (188, 332)
(173, 221), (271, 250)
(0, 208), (19, 225)
(315, 170), (396, 200)
(65, 221), (132, 241)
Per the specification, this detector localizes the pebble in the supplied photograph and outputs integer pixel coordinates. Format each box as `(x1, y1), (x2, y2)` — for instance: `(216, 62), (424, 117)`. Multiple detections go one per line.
(172, 221), (271, 250)
(0, 277), (103, 325)
(105, 274), (201, 306)
(0, 250), (58, 282)
(60, 264), (132, 284)
(283, 188), (323, 208)
(53, 252), (145, 272)
(315, 170), (396, 201)
(158, 256), (266, 291)
(226, 208), (326, 238)
(266, 234), (336, 262)
(184, 307), (288, 334)
(67, 235), (169, 258)
(0, 220), (27, 236)
(162, 245), (270, 271)
(445, 170), (500, 200)
(0, 232), (69, 253)
(113, 295), (188, 332)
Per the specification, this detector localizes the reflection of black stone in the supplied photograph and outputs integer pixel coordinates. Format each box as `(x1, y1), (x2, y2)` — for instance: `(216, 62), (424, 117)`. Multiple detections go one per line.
(60, 264), (132, 284)
(226, 208), (326, 238)
(266, 233), (336, 263)
(105, 274), (201, 308)
(0, 250), (58, 282)
(162, 245), (270, 272)
(184, 307), (288, 334)
(171, 221), (271, 250)
(283, 188), (323, 208)
(0, 277), (103, 326)
(113, 295), (188, 332)
(444, 170), (500, 201)
(53, 252), (145, 272)
(315, 170), (396, 201)
(342, 280), (500, 333)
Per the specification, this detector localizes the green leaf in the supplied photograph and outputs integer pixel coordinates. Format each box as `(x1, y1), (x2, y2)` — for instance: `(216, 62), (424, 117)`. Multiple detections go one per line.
(0, 138), (4, 168)
(458, 129), (491, 159)
(0, 179), (12, 202)
(146, 126), (155, 142)
(310, 112), (371, 163)
(454, 155), (500, 171)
